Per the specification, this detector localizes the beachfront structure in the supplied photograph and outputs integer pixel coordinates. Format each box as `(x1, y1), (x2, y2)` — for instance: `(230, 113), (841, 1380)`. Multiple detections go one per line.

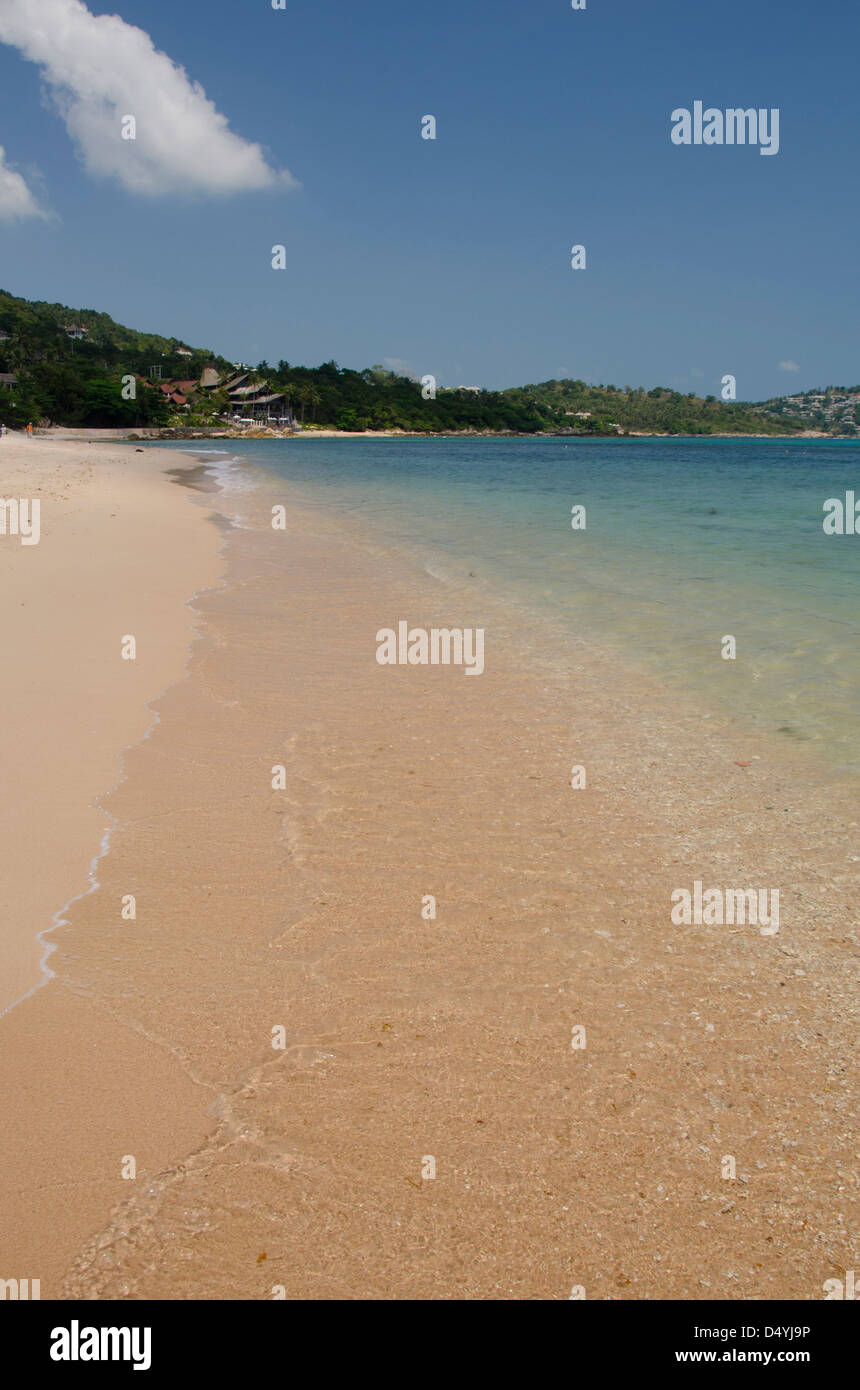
(222, 373), (293, 423)
(150, 377), (198, 409)
(137, 366), (294, 425)
(241, 392), (292, 422)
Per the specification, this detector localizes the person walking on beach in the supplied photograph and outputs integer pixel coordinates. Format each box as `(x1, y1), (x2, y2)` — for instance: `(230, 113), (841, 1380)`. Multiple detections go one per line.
(0, 423), (6, 439)
(26, 421), (33, 436)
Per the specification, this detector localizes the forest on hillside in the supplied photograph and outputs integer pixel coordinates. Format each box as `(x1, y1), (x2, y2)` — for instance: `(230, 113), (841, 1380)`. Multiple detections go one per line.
(0, 288), (822, 435)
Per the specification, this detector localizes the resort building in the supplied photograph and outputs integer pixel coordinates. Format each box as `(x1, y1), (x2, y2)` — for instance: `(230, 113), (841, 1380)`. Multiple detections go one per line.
(138, 366), (295, 426)
(221, 373), (293, 423)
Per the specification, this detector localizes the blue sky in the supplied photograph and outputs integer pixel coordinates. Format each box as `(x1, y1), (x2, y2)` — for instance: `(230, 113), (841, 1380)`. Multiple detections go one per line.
(0, 0), (857, 399)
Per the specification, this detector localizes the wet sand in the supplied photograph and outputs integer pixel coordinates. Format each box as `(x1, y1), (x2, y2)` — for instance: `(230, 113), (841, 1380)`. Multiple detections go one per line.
(0, 446), (856, 1299)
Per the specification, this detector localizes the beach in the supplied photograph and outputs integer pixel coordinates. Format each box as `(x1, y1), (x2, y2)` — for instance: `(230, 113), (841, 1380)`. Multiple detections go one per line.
(0, 437), (224, 1292)
(0, 437), (856, 1299)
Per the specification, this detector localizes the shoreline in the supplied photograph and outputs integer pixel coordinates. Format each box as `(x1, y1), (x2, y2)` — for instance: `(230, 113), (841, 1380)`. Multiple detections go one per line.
(1, 440), (855, 1298)
(22, 426), (845, 444)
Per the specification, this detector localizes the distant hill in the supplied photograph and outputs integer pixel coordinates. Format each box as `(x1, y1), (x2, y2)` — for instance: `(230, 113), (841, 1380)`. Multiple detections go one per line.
(751, 384), (860, 435)
(0, 288), (853, 435)
(499, 378), (811, 436)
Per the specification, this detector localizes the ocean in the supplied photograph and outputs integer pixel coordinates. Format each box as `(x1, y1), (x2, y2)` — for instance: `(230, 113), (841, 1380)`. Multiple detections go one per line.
(159, 435), (860, 774)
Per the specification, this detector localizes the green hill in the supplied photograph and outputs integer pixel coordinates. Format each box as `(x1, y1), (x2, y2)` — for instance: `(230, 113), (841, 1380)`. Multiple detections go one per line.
(751, 384), (860, 434)
(0, 288), (229, 428)
(499, 378), (809, 436)
(0, 287), (223, 364)
(0, 289), (849, 435)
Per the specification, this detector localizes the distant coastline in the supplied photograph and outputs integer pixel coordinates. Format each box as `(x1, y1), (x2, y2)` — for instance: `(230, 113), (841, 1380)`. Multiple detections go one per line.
(25, 424), (842, 444)
(4, 289), (859, 440)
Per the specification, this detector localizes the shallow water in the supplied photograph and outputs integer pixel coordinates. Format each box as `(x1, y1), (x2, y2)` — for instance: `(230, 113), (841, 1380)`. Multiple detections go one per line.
(158, 436), (860, 772)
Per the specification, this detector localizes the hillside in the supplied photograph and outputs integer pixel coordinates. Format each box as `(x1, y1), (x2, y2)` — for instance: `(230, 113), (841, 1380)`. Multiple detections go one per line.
(0, 288), (230, 364)
(752, 384), (860, 434)
(0, 289), (849, 436)
(499, 379), (810, 437)
(0, 288), (230, 429)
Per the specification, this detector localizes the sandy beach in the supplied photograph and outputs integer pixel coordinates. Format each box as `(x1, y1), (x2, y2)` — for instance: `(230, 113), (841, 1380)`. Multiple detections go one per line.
(0, 437), (224, 1292)
(0, 437), (224, 1012)
(0, 437), (856, 1299)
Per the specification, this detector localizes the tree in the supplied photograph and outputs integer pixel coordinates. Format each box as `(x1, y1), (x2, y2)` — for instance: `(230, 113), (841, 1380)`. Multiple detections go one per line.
(294, 382), (309, 424)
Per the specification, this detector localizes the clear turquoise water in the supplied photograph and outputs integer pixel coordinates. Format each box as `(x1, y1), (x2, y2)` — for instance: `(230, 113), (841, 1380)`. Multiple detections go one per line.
(162, 436), (860, 773)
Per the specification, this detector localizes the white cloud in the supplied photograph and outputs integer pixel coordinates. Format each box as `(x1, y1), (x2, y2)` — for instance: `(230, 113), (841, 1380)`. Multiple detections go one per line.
(0, 0), (294, 196)
(779, 360), (800, 372)
(0, 144), (46, 221)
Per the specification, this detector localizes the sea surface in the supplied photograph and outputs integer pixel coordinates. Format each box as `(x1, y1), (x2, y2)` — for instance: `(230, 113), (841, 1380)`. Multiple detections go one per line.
(158, 436), (860, 774)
